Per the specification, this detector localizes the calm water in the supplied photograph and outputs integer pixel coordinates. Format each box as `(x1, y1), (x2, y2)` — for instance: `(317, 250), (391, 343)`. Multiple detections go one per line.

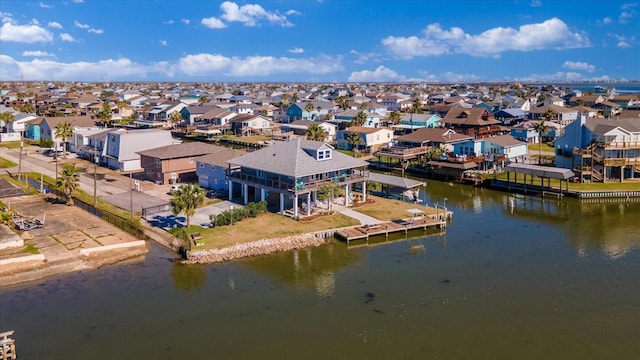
(2, 181), (640, 359)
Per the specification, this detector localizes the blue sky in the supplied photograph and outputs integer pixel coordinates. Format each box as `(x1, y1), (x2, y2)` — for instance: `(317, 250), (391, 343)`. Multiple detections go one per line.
(0, 0), (638, 82)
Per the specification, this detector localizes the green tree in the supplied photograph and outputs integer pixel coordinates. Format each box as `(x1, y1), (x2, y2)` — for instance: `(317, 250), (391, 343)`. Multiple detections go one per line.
(305, 101), (314, 113)
(305, 123), (328, 142)
(352, 111), (367, 127)
(346, 132), (363, 157)
(198, 95), (208, 105)
(0, 112), (15, 132)
(97, 102), (112, 126)
(171, 184), (205, 227)
(55, 121), (73, 159)
(317, 182), (343, 212)
(411, 97), (423, 114)
(388, 111), (401, 125)
(533, 119), (550, 165)
(56, 165), (79, 206)
(169, 111), (182, 128)
(20, 102), (35, 113)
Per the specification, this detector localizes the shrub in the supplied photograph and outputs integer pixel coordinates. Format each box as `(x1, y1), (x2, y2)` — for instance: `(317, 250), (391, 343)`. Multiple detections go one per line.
(39, 138), (54, 148)
(209, 201), (268, 226)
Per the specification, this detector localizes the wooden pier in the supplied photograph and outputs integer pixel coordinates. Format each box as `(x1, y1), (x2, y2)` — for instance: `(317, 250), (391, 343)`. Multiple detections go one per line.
(335, 212), (450, 244)
(0, 331), (16, 360)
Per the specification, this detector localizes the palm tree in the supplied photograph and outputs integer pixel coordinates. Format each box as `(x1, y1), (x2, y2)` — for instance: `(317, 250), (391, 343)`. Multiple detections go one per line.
(304, 101), (314, 113)
(533, 119), (549, 165)
(411, 97), (423, 114)
(169, 111), (182, 128)
(55, 121), (73, 159)
(317, 182), (343, 212)
(97, 102), (112, 127)
(305, 123), (328, 142)
(198, 95), (208, 106)
(171, 183), (205, 227)
(543, 108), (557, 123)
(346, 132), (363, 157)
(0, 112), (15, 132)
(352, 111), (367, 127)
(56, 165), (79, 206)
(388, 111), (401, 125)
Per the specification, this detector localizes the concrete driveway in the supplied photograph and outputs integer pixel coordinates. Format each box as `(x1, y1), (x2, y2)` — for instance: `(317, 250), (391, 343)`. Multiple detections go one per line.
(147, 200), (242, 229)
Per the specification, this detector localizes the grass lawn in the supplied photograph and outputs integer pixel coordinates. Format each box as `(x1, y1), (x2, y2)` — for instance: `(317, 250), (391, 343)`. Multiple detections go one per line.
(0, 157), (17, 168)
(175, 194), (449, 250)
(177, 211), (360, 249)
(354, 195), (439, 220)
(528, 143), (555, 152)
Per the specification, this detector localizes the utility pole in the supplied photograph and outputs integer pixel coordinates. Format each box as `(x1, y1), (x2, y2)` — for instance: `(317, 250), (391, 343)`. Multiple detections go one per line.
(18, 141), (23, 181)
(129, 171), (133, 222)
(93, 141), (98, 208)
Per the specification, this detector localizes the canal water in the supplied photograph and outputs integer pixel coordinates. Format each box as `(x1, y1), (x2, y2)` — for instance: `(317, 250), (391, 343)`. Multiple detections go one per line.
(1, 181), (639, 359)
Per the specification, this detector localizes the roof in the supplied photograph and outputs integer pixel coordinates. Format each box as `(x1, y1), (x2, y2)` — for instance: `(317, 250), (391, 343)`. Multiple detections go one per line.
(228, 138), (368, 177)
(426, 160), (478, 170)
(504, 163), (575, 180)
(584, 118), (640, 134)
(137, 142), (222, 159)
(396, 127), (472, 143)
(485, 134), (526, 147)
(367, 172), (425, 189)
(442, 108), (500, 126)
(41, 115), (97, 128)
(344, 126), (391, 134)
(196, 147), (248, 167)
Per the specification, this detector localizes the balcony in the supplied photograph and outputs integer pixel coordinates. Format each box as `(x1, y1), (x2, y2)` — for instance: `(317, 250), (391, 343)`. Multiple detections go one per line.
(604, 141), (640, 150)
(375, 146), (430, 159)
(604, 158), (640, 167)
(228, 172), (367, 194)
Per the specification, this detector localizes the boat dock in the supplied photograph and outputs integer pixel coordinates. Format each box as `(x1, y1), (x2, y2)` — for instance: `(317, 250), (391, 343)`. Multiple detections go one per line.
(0, 331), (16, 360)
(335, 212), (450, 244)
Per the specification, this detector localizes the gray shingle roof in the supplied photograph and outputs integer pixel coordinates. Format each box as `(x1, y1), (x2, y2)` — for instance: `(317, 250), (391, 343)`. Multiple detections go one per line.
(137, 142), (223, 159)
(228, 138), (368, 177)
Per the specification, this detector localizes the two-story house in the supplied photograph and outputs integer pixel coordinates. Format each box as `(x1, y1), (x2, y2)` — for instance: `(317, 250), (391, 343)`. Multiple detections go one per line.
(196, 147), (248, 193)
(103, 129), (175, 171)
(336, 126), (394, 154)
(227, 139), (369, 219)
(138, 142), (221, 185)
(229, 114), (274, 136)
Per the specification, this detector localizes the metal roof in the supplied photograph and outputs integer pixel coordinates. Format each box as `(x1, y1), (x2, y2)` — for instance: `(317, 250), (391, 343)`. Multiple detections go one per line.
(367, 172), (425, 189)
(503, 163), (575, 180)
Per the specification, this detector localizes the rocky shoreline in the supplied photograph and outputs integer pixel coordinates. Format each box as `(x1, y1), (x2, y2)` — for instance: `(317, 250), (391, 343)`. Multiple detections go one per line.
(183, 233), (327, 264)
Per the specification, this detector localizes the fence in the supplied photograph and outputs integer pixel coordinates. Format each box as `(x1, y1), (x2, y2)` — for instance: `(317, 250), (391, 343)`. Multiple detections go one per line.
(24, 176), (148, 240)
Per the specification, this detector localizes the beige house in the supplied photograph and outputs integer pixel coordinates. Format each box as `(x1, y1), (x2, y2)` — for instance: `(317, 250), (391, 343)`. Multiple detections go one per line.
(137, 142), (222, 185)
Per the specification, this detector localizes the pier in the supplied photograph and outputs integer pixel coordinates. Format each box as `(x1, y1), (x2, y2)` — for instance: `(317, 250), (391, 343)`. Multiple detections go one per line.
(335, 210), (451, 244)
(0, 331), (16, 360)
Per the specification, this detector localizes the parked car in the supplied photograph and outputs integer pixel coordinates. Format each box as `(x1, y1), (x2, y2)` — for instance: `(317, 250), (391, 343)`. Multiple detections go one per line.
(168, 184), (184, 194)
(206, 189), (217, 199)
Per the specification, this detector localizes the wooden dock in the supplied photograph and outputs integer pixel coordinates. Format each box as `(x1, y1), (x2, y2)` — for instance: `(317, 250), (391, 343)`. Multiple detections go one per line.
(0, 331), (16, 360)
(335, 214), (449, 244)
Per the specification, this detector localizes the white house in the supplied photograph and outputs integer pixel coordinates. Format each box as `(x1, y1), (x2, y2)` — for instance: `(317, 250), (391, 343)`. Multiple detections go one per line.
(336, 126), (394, 154)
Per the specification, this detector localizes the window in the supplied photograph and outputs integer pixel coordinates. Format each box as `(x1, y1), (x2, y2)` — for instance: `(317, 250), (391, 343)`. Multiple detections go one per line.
(199, 162), (204, 168)
(154, 159), (161, 168)
(189, 157), (194, 164)
(110, 135), (115, 142)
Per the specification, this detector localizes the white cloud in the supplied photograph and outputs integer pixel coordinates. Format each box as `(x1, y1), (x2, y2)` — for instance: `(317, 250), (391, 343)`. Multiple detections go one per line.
(603, 17), (613, 24)
(60, 33), (77, 42)
(285, 10), (301, 16)
(159, 40), (168, 46)
(562, 61), (595, 73)
(619, 3), (637, 23)
(349, 50), (382, 65)
(517, 71), (593, 82)
(179, 53), (341, 77)
(181, 19), (190, 25)
(219, 1), (293, 27)
(530, 0), (542, 7)
(348, 66), (404, 82)
(22, 50), (55, 57)
(440, 71), (481, 82)
(382, 18), (590, 58)
(618, 41), (632, 48)
(39, 2), (53, 9)
(608, 33), (636, 48)
(0, 21), (54, 43)
(72, 0), (85, 3)
(74, 20), (89, 29)
(164, 20), (174, 25)
(201, 17), (226, 29)
(88, 28), (103, 34)
(48, 21), (62, 29)
(288, 47), (304, 54)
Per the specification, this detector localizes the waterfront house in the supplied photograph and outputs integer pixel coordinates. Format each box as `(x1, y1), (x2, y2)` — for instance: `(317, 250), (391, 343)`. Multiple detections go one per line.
(227, 138), (369, 218)
(196, 147), (248, 193)
(138, 142), (220, 185)
(199, 108), (237, 126)
(228, 114), (274, 136)
(555, 113), (640, 182)
(511, 120), (561, 144)
(280, 120), (337, 142)
(331, 109), (381, 128)
(284, 101), (333, 123)
(442, 107), (501, 138)
(528, 104), (578, 127)
(393, 127), (472, 153)
(103, 128), (175, 171)
(494, 108), (526, 126)
(453, 134), (527, 169)
(396, 113), (442, 131)
(336, 126), (394, 154)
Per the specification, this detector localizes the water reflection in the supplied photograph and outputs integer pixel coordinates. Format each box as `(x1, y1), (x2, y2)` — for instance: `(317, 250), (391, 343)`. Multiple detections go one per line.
(171, 262), (207, 291)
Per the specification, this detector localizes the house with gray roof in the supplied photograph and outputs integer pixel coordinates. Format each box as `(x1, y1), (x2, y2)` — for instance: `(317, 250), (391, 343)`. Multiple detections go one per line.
(227, 138), (369, 218)
(196, 147), (248, 193)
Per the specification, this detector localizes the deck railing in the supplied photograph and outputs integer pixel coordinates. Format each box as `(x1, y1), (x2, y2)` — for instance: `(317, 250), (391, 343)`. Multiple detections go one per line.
(375, 146), (430, 157)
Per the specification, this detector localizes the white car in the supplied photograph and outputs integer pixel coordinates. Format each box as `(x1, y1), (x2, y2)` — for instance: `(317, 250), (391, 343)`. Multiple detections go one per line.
(168, 184), (183, 194)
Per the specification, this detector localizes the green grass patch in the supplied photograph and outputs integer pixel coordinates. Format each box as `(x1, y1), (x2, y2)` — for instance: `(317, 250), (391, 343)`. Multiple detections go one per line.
(0, 157), (17, 168)
(24, 244), (39, 254)
(528, 143), (555, 152)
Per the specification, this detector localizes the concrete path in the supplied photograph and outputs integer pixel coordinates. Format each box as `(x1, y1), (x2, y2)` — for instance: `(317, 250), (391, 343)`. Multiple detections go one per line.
(332, 204), (383, 225)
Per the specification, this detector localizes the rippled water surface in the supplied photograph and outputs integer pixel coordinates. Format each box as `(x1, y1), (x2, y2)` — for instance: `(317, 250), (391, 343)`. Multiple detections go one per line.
(2, 182), (640, 359)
